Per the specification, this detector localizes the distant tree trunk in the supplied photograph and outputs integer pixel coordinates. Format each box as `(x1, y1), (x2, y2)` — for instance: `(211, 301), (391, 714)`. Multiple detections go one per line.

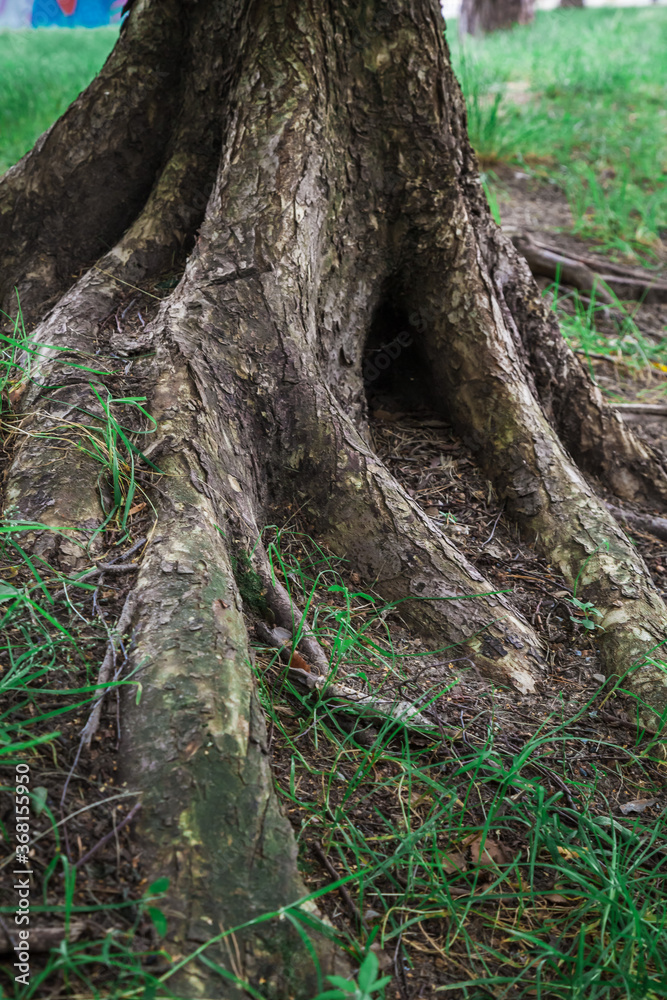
(2, 0), (667, 995)
(560, 0), (584, 8)
(460, 0), (535, 36)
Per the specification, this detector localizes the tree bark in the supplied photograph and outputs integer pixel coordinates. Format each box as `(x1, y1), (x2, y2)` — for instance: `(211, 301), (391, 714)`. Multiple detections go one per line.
(460, 0), (535, 36)
(2, 0), (666, 994)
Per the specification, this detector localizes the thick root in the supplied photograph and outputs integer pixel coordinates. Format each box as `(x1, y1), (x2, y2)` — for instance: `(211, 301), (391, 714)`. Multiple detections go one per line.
(14, 2), (226, 404)
(407, 198), (667, 729)
(2, 327), (343, 993)
(120, 452), (338, 998)
(285, 387), (544, 694)
(484, 221), (667, 505)
(4, 408), (105, 568)
(0, 0), (185, 320)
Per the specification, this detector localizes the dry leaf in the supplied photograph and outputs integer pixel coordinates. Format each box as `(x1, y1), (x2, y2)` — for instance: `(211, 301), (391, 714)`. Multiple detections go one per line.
(439, 850), (467, 875)
(619, 798), (658, 815)
(288, 649), (311, 673)
(183, 738), (203, 760)
(467, 834), (509, 867)
(556, 845), (581, 861)
(212, 598), (230, 617)
(373, 409), (402, 422)
(401, 788), (433, 810)
(7, 384), (26, 408)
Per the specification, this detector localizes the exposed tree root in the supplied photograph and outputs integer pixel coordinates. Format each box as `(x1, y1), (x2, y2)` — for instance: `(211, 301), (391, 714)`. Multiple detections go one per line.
(4, 409), (106, 566)
(119, 459), (340, 998)
(608, 504), (667, 544)
(289, 388), (544, 694)
(253, 549), (332, 676)
(0, 0), (185, 321)
(487, 228), (667, 505)
(615, 403), (667, 417)
(407, 204), (667, 728)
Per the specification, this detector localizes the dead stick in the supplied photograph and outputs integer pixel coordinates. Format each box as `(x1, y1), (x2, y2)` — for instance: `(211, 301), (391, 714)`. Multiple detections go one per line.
(614, 403), (667, 416)
(256, 621), (434, 730)
(80, 590), (136, 747)
(61, 591), (137, 815)
(513, 234), (667, 304)
(311, 840), (366, 929)
(75, 801), (142, 869)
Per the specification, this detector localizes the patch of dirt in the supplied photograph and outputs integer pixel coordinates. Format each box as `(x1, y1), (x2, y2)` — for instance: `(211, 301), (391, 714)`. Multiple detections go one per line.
(496, 165), (576, 240)
(496, 165), (667, 268)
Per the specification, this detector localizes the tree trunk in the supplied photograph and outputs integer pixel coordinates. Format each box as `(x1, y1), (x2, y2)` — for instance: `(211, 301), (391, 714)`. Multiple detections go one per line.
(2, 0), (667, 994)
(459, 0), (535, 36)
(560, 0), (584, 8)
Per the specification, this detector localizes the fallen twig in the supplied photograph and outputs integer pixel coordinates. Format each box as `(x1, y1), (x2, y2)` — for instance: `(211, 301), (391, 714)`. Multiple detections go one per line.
(80, 590), (136, 748)
(512, 233), (667, 304)
(74, 800), (142, 869)
(613, 402), (667, 416)
(77, 536), (147, 581)
(60, 591), (137, 818)
(513, 234), (616, 304)
(0, 920), (88, 954)
(256, 621), (434, 730)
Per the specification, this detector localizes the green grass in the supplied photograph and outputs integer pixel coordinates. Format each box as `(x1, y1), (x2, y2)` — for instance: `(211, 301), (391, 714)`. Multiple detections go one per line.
(249, 530), (667, 1000)
(0, 27), (118, 174)
(548, 280), (667, 377)
(448, 7), (667, 256)
(1, 19), (667, 993)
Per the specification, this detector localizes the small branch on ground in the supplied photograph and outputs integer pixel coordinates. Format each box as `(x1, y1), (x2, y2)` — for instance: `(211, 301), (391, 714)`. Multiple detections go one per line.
(512, 233), (667, 303)
(311, 841), (367, 930)
(255, 621), (435, 731)
(256, 556), (332, 675)
(74, 800), (142, 869)
(614, 403), (667, 417)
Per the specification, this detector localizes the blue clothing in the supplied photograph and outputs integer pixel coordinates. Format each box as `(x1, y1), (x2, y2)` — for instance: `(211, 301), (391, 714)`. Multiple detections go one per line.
(28, 0), (120, 28)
